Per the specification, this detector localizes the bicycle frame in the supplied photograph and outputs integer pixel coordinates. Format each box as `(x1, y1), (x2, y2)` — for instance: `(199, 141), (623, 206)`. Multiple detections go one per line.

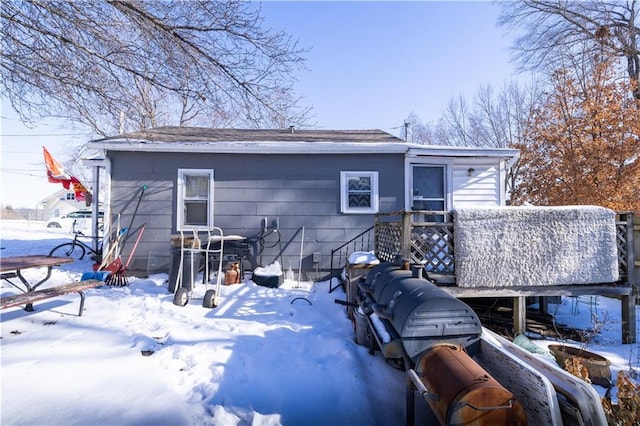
(71, 232), (102, 258)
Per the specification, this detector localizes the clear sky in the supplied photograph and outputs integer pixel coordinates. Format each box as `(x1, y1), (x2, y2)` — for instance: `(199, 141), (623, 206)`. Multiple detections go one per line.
(1, 1), (517, 209)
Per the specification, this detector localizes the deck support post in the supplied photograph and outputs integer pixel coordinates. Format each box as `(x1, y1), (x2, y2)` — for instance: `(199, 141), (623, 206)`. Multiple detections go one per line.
(621, 294), (636, 344)
(401, 212), (412, 261)
(513, 296), (526, 336)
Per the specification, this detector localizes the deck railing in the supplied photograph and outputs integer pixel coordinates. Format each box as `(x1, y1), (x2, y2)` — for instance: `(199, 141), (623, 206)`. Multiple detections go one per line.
(617, 212), (637, 287)
(375, 210), (636, 286)
(329, 226), (374, 292)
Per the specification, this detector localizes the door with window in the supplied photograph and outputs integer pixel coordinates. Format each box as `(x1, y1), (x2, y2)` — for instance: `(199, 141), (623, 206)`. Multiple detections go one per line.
(411, 165), (446, 222)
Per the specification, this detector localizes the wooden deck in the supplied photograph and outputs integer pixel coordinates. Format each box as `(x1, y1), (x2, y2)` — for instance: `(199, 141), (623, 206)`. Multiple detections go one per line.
(374, 210), (637, 344)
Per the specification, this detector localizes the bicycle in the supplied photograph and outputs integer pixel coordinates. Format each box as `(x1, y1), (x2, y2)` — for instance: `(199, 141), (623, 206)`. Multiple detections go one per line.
(49, 229), (103, 262)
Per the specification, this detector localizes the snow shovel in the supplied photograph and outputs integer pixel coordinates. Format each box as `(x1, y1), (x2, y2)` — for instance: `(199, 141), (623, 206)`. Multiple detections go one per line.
(96, 226), (127, 271)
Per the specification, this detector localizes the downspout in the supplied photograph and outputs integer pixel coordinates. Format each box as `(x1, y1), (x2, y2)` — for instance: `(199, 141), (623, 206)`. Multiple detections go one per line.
(91, 165), (100, 251)
(503, 152), (521, 205)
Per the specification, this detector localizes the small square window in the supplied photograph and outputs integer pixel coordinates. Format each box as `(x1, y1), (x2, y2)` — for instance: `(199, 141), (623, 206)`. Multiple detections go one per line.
(340, 171), (379, 214)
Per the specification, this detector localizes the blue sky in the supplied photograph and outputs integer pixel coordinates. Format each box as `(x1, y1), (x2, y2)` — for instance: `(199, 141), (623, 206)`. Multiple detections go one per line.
(260, 1), (515, 130)
(1, 1), (517, 208)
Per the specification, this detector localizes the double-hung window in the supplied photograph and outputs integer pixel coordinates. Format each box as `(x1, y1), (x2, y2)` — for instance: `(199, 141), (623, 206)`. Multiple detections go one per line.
(340, 171), (379, 214)
(177, 169), (214, 230)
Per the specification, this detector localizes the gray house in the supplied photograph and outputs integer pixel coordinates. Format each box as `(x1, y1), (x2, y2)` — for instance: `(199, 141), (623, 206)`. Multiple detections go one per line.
(88, 127), (520, 279)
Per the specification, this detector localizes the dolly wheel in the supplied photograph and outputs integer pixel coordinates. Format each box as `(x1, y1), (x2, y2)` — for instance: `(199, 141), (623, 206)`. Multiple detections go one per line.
(203, 289), (217, 308)
(173, 288), (189, 306)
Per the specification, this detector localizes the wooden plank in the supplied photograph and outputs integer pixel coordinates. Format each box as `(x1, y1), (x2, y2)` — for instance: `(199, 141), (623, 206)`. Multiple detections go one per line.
(0, 255), (74, 272)
(1, 280), (102, 309)
(440, 284), (632, 298)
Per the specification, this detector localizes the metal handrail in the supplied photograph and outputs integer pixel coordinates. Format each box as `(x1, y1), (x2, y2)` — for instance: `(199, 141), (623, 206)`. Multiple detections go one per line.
(329, 226), (374, 292)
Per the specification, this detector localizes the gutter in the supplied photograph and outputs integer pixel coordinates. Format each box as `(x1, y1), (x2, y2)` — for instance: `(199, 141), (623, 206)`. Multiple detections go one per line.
(89, 140), (521, 157)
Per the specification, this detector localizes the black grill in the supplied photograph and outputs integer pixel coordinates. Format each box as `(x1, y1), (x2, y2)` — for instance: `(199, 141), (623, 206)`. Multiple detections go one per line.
(357, 261), (482, 364)
(353, 261), (527, 426)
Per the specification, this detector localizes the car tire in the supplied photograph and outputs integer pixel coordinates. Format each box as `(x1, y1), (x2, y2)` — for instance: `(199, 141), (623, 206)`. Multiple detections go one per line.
(47, 222), (61, 228)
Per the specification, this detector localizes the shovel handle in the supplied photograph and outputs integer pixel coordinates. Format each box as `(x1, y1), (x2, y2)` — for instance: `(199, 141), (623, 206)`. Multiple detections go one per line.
(125, 224), (146, 269)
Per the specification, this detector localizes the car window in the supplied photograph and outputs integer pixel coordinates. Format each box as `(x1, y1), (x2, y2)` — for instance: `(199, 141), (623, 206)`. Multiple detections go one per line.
(64, 211), (103, 220)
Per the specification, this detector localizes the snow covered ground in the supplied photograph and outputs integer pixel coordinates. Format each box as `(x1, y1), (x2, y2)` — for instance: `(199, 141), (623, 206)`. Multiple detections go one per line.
(1, 219), (639, 425)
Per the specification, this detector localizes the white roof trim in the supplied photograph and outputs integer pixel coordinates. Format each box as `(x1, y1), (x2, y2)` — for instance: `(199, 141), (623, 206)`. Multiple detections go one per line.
(89, 139), (520, 158)
(406, 147), (520, 158)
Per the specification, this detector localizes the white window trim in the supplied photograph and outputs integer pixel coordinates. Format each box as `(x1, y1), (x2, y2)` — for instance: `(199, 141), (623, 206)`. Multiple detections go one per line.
(404, 158), (453, 211)
(177, 168), (214, 230)
(340, 171), (379, 214)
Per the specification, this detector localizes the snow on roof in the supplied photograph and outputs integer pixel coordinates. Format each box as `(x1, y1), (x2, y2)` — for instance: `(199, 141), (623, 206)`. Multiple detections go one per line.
(88, 126), (520, 158)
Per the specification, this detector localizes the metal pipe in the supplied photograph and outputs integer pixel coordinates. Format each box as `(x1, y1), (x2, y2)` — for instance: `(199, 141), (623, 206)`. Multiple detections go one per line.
(407, 369), (439, 402)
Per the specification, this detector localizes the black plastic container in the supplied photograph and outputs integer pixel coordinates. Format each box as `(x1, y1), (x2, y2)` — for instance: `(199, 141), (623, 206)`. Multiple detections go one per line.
(252, 273), (283, 288)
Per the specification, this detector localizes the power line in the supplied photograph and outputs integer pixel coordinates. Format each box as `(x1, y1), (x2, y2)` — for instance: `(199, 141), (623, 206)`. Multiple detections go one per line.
(1, 170), (45, 177)
(2, 133), (84, 137)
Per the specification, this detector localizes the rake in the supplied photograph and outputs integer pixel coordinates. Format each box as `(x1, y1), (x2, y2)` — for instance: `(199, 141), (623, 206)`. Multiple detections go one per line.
(105, 224), (145, 286)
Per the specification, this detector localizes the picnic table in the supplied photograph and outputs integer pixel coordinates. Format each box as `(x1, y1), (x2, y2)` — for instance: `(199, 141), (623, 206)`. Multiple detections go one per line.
(1, 255), (74, 311)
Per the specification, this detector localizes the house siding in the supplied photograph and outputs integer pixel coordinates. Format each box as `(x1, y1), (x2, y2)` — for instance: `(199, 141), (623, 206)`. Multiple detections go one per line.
(451, 158), (503, 207)
(107, 151), (404, 277)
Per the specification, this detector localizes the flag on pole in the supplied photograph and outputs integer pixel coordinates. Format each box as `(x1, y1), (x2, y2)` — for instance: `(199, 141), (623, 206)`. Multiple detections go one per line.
(43, 146), (92, 204)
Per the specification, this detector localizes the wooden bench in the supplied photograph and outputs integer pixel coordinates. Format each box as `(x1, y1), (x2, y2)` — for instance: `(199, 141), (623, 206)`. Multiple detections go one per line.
(1, 280), (103, 317)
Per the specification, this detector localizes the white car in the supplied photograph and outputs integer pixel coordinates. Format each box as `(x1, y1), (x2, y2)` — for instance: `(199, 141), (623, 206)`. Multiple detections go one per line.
(46, 210), (104, 233)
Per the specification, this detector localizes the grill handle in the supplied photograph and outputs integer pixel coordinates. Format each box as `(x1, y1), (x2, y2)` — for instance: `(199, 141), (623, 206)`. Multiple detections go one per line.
(334, 299), (358, 308)
(408, 369), (439, 401)
(457, 399), (515, 411)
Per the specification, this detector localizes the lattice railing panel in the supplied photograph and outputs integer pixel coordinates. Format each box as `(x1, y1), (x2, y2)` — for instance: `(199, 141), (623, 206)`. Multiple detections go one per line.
(616, 212), (633, 281)
(374, 221), (402, 263)
(411, 226), (455, 274)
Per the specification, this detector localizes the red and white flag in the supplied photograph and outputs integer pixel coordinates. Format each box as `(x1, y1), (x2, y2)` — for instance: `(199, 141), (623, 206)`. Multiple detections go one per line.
(43, 146), (92, 204)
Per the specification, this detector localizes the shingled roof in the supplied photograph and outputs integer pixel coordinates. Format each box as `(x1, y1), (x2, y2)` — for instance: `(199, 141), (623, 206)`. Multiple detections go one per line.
(94, 126), (404, 143)
(89, 125), (520, 159)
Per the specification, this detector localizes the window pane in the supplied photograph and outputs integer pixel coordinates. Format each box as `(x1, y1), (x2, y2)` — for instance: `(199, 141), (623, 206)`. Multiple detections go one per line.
(348, 176), (371, 191)
(413, 167), (444, 198)
(185, 201), (208, 225)
(185, 175), (209, 198)
(340, 171), (378, 214)
(348, 193), (371, 208)
(413, 199), (445, 211)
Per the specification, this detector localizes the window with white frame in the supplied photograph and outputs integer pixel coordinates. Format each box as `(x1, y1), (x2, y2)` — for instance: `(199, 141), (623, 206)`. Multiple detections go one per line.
(177, 169), (214, 229)
(340, 171), (379, 214)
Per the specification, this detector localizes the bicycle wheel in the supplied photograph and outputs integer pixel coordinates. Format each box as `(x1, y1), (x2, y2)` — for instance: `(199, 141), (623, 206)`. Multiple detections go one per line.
(49, 242), (86, 260)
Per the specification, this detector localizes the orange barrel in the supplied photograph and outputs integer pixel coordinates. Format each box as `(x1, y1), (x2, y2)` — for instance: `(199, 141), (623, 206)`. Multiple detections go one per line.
(416, 344), (527, 425)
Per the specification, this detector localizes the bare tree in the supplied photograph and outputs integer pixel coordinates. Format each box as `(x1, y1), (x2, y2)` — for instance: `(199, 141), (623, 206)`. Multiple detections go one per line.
(407, 81), (537, 148)
(402, 112), (437, 144)
(498, 0), (640, 98)
(435, 95), (471, 147)
(1, 1), (312, 135)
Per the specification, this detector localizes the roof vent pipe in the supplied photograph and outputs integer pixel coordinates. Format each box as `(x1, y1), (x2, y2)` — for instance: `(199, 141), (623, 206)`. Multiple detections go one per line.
(289, 125), (295, 133)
